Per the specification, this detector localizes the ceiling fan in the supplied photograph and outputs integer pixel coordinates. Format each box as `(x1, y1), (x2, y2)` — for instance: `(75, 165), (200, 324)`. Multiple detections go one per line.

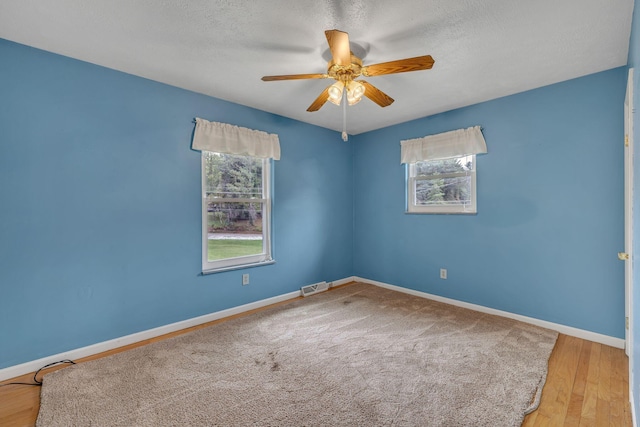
(261, 29), (435, 112)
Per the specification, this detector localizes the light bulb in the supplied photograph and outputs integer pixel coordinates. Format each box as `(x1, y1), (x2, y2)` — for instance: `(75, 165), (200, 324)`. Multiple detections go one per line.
(347, 81), (365, 106)
(327, 82), (344, 106)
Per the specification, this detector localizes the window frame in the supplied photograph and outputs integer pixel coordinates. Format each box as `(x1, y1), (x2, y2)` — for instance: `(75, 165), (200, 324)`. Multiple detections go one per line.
(201, 152), (273, 273)
(406, 154), (477, 214)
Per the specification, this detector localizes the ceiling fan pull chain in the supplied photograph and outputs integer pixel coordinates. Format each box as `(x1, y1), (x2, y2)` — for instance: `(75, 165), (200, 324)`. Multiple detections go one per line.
(342, 89), (348, 142)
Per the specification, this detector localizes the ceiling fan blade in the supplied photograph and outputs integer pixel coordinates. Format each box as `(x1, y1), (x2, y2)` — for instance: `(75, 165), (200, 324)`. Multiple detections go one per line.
(325, 29), (351, 66)
(307, 85), (332, 112)
(262, 73), (328, 81)
(358, 81), (394, 107)
(362, 55), (435, 77)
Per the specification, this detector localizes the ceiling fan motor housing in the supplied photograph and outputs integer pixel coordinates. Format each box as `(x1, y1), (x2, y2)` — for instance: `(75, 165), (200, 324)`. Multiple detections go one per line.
(328, 54), (363, 84)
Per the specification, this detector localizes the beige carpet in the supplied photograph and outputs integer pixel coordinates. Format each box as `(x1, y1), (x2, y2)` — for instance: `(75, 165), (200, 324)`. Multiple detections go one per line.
(37, 283), (558, 426)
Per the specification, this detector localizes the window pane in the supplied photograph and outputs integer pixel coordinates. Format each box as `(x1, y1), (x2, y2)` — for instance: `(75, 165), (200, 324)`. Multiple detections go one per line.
(204, 152), (263, 199)
(415, 175), (471, 206)
(414, 156), (473, 176)
(207, 202), (263, 261)
(407, 154), (477, 214)
(203, 151), (270, 268)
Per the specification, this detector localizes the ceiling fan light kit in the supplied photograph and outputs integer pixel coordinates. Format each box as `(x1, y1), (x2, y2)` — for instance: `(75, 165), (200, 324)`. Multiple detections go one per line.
(327, 80), (366, 106)
(261, 29), (434, 138)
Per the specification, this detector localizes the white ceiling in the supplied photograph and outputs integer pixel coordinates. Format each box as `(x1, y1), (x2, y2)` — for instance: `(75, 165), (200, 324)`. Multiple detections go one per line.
(0, 0), (634, 135)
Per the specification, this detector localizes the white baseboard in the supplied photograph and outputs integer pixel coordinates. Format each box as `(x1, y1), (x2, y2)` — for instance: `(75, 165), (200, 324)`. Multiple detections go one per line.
(331, 276), (358, 287)
(0, 290), (300, 382)
(354, 276), (626, 349)
(0, 275), (626, 383)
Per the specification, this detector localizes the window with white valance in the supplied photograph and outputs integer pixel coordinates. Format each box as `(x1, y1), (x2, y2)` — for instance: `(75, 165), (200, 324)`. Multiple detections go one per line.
(401, 126), (487, 214)
(192, 118), (280, 273)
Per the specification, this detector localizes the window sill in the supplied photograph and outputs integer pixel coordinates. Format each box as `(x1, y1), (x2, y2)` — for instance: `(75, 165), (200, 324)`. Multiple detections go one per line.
(405, 210), (477, 215)
(201, 260), (276, 275)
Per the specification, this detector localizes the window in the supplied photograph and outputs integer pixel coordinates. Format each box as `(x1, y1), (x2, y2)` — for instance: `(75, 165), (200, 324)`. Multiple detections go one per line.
(401, 126), (486, 214)
(192, 118), (280, 273)
(202, 152), (272, 272)
(407, 155), (477, 214)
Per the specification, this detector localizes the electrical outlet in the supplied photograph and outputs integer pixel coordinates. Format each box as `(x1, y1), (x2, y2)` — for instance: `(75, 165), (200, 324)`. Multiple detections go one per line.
(242, 274), (250, 286)
(440, 269), (447, 280)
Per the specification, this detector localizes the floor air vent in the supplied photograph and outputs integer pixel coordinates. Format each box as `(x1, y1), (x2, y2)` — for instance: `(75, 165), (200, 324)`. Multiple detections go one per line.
(301, 281), (329, 297)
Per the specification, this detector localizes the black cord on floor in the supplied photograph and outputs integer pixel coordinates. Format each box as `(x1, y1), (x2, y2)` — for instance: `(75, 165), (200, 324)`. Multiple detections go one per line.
(0, 359), (76, 387)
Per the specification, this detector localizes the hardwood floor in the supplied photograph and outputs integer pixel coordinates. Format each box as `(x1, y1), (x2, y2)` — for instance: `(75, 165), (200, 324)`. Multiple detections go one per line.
(522, 334), (632, 426)
(0, 306), (633, 426)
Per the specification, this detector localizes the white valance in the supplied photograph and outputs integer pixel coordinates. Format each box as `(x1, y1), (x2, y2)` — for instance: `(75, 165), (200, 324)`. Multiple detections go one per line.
(400, 126), (487, 163)
(192, 118), (281, 160)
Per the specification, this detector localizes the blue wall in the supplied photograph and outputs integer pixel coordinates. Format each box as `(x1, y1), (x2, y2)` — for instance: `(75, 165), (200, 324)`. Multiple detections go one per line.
(353, 68), (627, 339)
(0, 34), (632, 381)
(0, 39), (353, 369)
(629, 0), (640, 418)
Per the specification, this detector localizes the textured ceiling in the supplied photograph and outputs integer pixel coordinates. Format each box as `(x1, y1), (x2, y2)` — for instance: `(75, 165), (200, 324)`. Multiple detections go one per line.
(0, 0), (634, 135)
